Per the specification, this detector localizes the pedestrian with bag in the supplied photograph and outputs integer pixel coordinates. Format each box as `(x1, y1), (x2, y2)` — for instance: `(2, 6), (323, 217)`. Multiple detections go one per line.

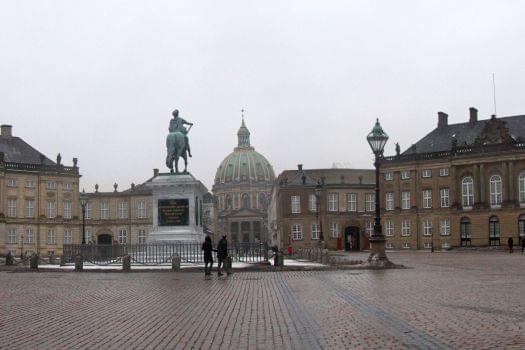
(201, 236), (214, 276)
(217, 235), (228, 276)
(508, 237), (514, 254)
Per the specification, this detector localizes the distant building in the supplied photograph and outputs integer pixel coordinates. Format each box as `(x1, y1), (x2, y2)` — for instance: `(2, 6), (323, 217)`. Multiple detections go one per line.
(212, 119), (275, 244)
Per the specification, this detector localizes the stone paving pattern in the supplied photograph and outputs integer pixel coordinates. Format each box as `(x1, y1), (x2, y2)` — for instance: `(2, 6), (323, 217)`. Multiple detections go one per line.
(1, 251), (524, 349)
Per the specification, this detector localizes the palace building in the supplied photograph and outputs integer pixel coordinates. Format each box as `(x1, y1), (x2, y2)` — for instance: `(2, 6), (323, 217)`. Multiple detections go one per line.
(212, 119), (275, 244)
(380, 108), (525, 250)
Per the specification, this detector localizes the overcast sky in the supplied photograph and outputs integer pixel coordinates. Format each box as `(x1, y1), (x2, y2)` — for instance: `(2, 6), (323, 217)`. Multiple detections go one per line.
(2, 1), (524, 191)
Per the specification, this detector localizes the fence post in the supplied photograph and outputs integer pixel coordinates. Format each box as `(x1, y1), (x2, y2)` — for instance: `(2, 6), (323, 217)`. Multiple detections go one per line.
(122, 255), (131, 271)
(74, 254), (83, 271)
(322, 249), (329, 265)
(172, 254), (181, 271)
(30, 254), (39, 270)
(5, 252), (14, 266)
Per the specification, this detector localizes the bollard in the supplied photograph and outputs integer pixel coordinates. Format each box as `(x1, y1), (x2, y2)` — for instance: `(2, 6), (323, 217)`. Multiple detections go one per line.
(74, 254), (83, 271)
(172, 255), (181, 271)
(30, 254), (39, 270)
(60, 255), (66, 266)
(122, 255), (131, 271)
(225, 256), (233, 275)
(321, 249), (329, 265)
(48, 253), (56, 265)
(5, 252), (14, 266)
(273, 251), (280, 267)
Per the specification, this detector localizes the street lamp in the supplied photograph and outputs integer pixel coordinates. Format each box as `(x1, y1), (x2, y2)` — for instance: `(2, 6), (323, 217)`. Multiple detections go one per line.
(315, 182), (324, 244)
(80, 189), (88, 245)
(366, 118), (393, 267)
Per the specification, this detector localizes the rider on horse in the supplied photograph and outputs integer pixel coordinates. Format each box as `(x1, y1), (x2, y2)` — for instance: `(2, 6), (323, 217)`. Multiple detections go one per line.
(169, 109), (193, 157)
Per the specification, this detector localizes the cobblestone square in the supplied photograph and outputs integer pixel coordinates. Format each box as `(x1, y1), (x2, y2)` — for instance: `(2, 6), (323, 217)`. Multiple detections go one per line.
(1, 251), (524, 349)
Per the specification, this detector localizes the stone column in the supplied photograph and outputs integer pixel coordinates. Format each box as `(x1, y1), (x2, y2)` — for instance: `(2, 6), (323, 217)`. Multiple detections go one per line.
(450, 165), (457, 208)
(508, 161), (515, 202)
(473, 164), (480, 206)
(479, 164), (485, 206)
(501, 162), (509, 203)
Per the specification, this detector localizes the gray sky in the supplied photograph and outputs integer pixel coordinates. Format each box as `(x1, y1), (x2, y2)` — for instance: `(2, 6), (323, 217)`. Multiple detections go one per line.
(2, 1), (524, 191)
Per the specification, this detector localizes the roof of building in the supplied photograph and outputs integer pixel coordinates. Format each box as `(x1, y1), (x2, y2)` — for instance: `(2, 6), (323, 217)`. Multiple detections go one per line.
(402, 114), (525, 155)
(277, 167), (375, 187)
(0, 126), (55, 165)
(214, 119), (275, 185)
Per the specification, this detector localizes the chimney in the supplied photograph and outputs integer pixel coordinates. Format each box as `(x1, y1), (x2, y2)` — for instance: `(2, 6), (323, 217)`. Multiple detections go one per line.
(437, 112), (448, 128)
(1, 125), (12, 137)
(469, 107), (478, 123)
(297, 164), (303, 171)
(153, 168), (159, 177)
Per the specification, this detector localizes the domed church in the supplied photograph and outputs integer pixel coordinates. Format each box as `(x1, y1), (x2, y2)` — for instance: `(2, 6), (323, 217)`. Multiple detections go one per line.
(212, 118), (275, 244)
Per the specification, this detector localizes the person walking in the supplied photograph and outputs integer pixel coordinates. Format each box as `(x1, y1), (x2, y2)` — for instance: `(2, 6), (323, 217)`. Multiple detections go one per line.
(217, 235), (228, 276)
(508, 236), (514, 254)
(201, 236), (214, 275)
(521, 237), (525, 255)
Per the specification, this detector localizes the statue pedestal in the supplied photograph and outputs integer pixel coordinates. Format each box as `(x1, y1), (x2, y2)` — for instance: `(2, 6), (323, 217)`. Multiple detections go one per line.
(147, 173), (208, 243)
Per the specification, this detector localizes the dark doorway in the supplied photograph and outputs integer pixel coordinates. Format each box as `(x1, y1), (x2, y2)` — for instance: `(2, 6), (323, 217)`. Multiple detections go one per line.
(97, 234), (112, 245)
(344, 226), (360, 251)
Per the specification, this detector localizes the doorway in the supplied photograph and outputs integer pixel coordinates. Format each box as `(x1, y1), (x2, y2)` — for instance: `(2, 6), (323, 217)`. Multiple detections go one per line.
(97, 234), (112, 245)
(344, 226), (360, 251)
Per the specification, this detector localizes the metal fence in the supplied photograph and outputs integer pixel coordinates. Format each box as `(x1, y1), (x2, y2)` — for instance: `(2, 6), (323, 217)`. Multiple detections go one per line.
(62, 242), (269, 266)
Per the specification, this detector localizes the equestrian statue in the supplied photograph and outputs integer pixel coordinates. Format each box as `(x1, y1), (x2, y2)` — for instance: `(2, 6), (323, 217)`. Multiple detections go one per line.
(166, 109), (193, 173)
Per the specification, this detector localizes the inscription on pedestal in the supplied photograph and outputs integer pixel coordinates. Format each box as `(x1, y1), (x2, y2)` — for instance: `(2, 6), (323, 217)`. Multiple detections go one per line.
(158, 199), (189, 226)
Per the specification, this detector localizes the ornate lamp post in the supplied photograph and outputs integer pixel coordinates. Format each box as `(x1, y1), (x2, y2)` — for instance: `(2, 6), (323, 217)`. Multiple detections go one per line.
(315, 182), (324, 244)
(366, 119), (393, 267)
(80, 189), (88, 244)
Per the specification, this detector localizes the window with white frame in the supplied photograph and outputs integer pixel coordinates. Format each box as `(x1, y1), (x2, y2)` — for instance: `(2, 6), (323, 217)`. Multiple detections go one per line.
(385, 172), (393, 181)
(440, 218), (450, 236)
(47, 181), (57, 190)
(291, 195), (301, 214)
(47, 229), (56, 245)
(63, 201), (72, 219)
(386, 242), (394, 249)
(439, 168), (449, 177)
(402, 191), (410, 210)
(401, 170), (410, 180)
(7, 199), (17, 217)
(85, 229), (92, 243)
(347, 193), (357, 212)
(423, 242), (432, 249)
(423, 219), (433, 236)
(25, 228), (34, 244)
(64, 182), (72, 190)
(462, 177), (474, 207)
(138, 229), (147, 244)
(291, 224), (303, 240)
(64, 228), (72, 244)
(137, 201), (147, 218)
(308, 194), (317, 212)
(25, 180), (35, 188)
(386, 192), (394, 211)
(440, 188), (450, 208)
(118, 201), (129, 219)
(489, 175), (502, 206)
(422, 169), (432, 178)
(47, 201), (56, 218)
(422, 190), (432, 209)
(401, 219), (411, 236)
(7, 179), (17, 187)
(7, 228), (17, 244)
(519, 173), (525, 204)
(85, 202), (91, 219)
(385, 220), (394, 236)
(402, 242), (411, 249)
(311, 223), (320, 240)
(25, 199), (35, 218)
(100, 202), (109, 219)
(118, 229), (127, 244)
(365, 221), (373, 237)
(329, 222), (339, 238)
(328, 193), (338, 212)
(365, 194), (374, 212)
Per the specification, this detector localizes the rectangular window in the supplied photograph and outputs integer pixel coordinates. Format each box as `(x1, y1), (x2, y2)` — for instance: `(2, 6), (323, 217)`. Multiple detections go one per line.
(401, 170), (410, 180)
(386, 242), (394, 249)
(365, 221), (373, 237)
(308, 194), (317, 212)
(137, 201), (147, 218)
(100, 202), (109, 219)
(25, 228), (34, 244)
(328, 193), (338, 212)
(422, 190), (432, 209)
(423, 242), (432, 249)
(7, 228), (17, 244)
(64, 182), (72, 190)
(85, 229), (92, 243)
(47, 181), (57, 190)
(401, 219), (411, 236)
(385, 220), (394, 236)
(402, 191), (410, 210)
(25, 200), (35, 218)
(347, 193), (357, 212)
(7, 199), (17, 218)
(118, 202), (129, 219)
(402, 242), (411, 249)
(385, 172), (393, 181)
(440, 188), (450, 208)
(365, 194), (374, 212)
(25, 180), (35, 188)
(440, 218), (451, 236)
(138, 229), (147, 244)
(47, 201), (56, 218)
(311, 223), (320, 240)
(7, 179), (17, 187)
(291, 224), (303, 240)
(118, 229), (127, 244)
(385, 192), (394, 211)
(85, 202), (91, 219)
(423, 219), (433, 236)
(439, 168), (449, 177)
(422, 169), (432, 178)
(63, 201), (72, 219)
(291, 196), (301, 214)
(329, 222), (339, 238)
(47, 229), (56, 245)
(64, 228), (72, 244)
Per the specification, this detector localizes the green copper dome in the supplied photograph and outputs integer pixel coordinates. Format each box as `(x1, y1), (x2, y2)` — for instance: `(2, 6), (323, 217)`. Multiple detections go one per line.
(214, 119), (275, 184)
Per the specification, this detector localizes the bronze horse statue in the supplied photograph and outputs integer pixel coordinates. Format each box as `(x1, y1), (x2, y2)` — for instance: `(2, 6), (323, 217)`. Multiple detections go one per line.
(166, 129), (189, 173)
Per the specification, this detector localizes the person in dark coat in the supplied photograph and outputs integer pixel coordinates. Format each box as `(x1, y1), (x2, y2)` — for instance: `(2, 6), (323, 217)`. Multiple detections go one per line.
(201, 236), (214, 275)
(521, 238), (525, 254)
(217, 235), (228, 276)
(508, 237), (514, 254)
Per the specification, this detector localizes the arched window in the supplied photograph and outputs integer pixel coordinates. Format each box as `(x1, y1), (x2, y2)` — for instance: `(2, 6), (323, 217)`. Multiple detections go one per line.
(241, 193), (250, 209)
(462, 177), (474, 207)
(519, 173), (525, 203)
(489, 216), (500, 246)
(460, 217), (471, 246)
(489, 175), (502, 206)
(518, 214), (525, 246)
(259, 193), (267, 209)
